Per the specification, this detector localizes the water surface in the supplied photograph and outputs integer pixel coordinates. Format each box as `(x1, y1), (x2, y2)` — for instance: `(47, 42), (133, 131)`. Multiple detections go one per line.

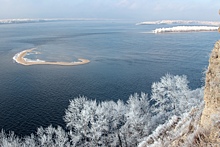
(0, 21), (218, 136)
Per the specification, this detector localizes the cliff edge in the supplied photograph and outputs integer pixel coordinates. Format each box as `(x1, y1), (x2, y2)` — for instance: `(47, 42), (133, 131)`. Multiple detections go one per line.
(201, 40), (220, 144)
(139, 41), (220, 147)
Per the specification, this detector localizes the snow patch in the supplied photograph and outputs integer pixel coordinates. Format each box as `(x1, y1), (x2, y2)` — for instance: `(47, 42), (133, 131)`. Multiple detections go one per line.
(0, 18), (112, 24)
(23, 58), (45, 63)
(137, 20), (220, 26)
(153, 26), (218, 33)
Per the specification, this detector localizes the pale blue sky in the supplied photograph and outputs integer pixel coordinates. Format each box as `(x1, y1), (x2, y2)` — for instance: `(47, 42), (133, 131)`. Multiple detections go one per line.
(0, 0), (220, 21)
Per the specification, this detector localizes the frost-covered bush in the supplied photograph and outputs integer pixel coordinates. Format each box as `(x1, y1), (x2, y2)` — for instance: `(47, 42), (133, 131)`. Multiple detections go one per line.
(0, 74), (204, 147)
(138, 103), (205, 147)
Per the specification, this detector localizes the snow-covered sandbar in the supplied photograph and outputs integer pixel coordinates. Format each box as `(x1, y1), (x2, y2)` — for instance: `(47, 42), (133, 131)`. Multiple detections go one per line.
(153, 26), (218, 33)
(13, 48), (90, 66)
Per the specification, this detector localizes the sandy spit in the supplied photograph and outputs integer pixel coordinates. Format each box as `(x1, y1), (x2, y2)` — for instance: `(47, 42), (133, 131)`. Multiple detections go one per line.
(13, 48), (90, 66)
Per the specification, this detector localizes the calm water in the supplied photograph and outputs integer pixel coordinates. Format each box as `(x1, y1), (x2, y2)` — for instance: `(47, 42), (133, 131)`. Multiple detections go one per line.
(0, 20), (218, 136)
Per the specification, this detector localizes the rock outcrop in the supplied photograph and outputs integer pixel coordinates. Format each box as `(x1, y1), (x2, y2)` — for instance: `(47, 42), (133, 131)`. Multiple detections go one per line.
(200, 40), (220, 143)
(139, 41), (220, 147)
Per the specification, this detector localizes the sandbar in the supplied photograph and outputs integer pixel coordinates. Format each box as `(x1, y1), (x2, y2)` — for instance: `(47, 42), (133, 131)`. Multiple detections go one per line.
(13, 48), (90, 66)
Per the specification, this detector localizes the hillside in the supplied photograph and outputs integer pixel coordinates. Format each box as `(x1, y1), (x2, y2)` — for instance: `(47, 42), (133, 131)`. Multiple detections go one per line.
(139, 41), (220, 147)
(201, 40), (220, 144)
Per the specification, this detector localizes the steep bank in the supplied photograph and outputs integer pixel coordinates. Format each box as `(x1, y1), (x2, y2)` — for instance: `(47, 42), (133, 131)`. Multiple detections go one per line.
(139, 41), (220, 147)
(201, 40), (220, 143)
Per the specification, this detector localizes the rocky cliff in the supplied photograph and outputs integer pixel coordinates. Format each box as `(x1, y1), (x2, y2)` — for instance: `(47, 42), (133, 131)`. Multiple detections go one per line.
(139, 41), (220, 147)
(200, 40), (220, 144)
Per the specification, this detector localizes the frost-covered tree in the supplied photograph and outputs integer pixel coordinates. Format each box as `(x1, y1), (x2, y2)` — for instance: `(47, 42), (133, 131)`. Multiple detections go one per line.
(92, 100), (127, 146)
(0, 131), (22, 147)
(0, 125), (69, 147)
(151, 74), (202, 115)
(64, 96), (97, 146)
(150, 74), (203, 127)
(64, 96), (127, 146)
(36, 125), (69, 146)
(151, 74), (189, 114)
(120, 93), (151, 146)
(0, 74), (204, 147)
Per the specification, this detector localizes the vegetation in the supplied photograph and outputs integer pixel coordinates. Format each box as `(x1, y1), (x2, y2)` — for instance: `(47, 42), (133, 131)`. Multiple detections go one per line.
(0, 74), (203, 147)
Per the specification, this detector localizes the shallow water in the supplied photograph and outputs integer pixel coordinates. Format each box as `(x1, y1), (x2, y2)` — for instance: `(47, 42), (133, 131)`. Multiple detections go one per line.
(0, 20), (218, 136)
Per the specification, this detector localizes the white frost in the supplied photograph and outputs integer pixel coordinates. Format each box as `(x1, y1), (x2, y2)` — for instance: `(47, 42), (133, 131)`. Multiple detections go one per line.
(153, 26), (218, 33)
(0, 18), (111, 24)
(136, 20), (220, 26)
(23, 58), (45, 63)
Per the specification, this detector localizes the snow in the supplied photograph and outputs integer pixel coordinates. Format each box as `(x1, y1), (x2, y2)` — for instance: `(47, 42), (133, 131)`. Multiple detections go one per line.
(137, 20), (220, 26)
(0, 18), (109, 24)
(23, 58), (45, 63)
(153, 26), (218, 33)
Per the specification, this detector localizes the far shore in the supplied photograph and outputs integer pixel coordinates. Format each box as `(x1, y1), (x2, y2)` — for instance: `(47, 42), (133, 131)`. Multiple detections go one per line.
(13, 48), (90, 66)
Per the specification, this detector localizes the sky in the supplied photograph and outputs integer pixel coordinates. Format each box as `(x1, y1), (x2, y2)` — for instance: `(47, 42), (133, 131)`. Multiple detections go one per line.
(0, 0), (220, 21)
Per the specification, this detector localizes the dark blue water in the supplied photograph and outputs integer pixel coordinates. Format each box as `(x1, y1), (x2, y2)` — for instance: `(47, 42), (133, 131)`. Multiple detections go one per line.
(0, 20), (218, 136)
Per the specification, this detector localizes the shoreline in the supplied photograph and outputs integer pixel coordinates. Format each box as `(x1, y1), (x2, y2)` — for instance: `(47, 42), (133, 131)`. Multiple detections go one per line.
(13, 48), (90, 66)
